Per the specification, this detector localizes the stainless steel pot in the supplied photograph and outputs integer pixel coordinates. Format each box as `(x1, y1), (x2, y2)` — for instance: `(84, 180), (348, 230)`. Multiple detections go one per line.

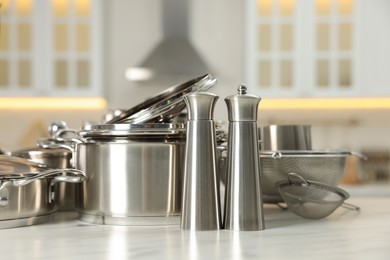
(40, 123), (186, 226)
(259, 125), (312, 151)
(11, 147), (75, 211)
(0, 155), (85, 229)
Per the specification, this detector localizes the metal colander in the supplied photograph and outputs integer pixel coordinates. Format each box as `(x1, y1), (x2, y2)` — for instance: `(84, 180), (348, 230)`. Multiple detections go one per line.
(259, 150), (354, 202)
(276, 173), (360, 219)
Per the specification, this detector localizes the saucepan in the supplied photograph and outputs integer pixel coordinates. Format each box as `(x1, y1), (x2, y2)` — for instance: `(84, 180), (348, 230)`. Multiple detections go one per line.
(11, 146), (74, 211)
(0, 155), (85, 229)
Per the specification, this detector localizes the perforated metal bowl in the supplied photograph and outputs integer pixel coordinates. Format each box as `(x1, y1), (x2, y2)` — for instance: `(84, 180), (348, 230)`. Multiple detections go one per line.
(259, 150), (354, 203)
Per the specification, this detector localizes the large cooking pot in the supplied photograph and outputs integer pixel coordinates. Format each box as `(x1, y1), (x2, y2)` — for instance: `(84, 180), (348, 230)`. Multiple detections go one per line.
(0, 155), (85, 229)
(40, 123), (186, 225)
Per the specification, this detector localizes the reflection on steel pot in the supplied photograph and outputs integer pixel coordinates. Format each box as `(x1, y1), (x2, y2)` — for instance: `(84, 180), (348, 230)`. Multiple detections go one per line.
(260, 125), (312, 151)
(0, 155), (85, 229)
(39, 123), (186, 226)
(11, 146), (74, 211)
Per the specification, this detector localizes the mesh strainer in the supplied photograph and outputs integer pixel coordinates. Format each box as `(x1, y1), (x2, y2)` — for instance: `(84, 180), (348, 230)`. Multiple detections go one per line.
(276, 173), (360, 219)
(259, 150), (355, 202)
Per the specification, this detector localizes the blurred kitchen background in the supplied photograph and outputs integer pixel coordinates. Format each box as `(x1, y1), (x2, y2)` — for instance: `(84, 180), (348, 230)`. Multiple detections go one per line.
(0, 0), (389, 185)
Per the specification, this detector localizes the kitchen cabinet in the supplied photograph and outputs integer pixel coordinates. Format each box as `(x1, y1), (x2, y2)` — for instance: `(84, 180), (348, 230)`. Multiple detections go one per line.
(0, 0), (102, 97)
(245, 0), (390, 98)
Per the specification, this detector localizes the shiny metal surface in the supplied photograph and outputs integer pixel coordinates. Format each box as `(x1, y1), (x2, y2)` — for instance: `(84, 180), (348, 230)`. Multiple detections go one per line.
(225, 85), (261, 122)
(260, 125), (312, 151)
(0, 178), (54, 221)
(103, 109), (126, 123)
(0, 214), (53, 230)
(0, 168), (85, 190)
(0, 154), (47, 172)
(259, 150), (354, 201)
(106, 74), (217, 124)
(79, 213), (180, 226)
(11, 147), (75, 211)
(48, 121), (68, 138)
(11, 147), (71, 168)
(181, 92), (222, 231)
(40, 123), (187, 225)
(0, 157), (85, 229)
(223, 86), (264, 231)
(75, 140), (185, 224)
(79, 123), (186, 138)
(276, 173), (359, 219)
(125, 0), (209, 84)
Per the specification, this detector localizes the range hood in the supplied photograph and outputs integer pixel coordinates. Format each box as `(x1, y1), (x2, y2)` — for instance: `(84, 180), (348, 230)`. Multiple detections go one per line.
(125, 0), (209, 84)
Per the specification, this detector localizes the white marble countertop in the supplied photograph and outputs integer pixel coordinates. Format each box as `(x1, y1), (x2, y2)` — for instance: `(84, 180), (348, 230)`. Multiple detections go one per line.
(1, 187), (390, 260)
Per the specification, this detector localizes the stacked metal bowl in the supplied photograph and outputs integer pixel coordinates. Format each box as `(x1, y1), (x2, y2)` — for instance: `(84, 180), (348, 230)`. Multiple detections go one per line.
(258, 125), (354, 203)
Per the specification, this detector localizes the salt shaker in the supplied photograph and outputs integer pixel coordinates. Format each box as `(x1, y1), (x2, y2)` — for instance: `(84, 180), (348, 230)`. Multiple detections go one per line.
(223, 85), (265, 231)
(180, 92), (222, 231)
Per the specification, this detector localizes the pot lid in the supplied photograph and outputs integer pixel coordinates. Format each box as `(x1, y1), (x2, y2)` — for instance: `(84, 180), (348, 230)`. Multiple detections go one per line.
(79, 123), (186, 138)
(0, 155), (47, 177)
(105, 74), (217, 124)
(12, 147), (71, 159)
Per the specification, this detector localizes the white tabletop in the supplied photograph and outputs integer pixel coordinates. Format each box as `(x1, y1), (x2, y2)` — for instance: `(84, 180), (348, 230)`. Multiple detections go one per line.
(1, 187), (390, 260)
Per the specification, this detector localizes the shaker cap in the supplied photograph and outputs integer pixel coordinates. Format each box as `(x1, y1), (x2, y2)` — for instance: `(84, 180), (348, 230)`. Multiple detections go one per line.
(225, 85), (261, 122)
(184, 92), (219, 120)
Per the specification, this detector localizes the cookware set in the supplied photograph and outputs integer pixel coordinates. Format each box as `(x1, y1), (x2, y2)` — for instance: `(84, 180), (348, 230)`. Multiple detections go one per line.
(1, 74), (360, 229)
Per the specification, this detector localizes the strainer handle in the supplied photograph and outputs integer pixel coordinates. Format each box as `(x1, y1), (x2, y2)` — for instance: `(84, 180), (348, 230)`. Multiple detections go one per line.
(288, 172), (310, 185)
(341, 202), (360, 211)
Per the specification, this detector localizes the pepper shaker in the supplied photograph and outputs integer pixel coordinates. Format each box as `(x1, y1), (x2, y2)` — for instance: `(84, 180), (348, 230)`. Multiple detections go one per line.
(223, 85), (265, 231)
(180, 92), (222, 231)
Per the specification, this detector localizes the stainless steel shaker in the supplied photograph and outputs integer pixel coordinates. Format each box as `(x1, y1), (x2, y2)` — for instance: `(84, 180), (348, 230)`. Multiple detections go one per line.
(223, 85), (265, 231)
(180, 92), (222, 231)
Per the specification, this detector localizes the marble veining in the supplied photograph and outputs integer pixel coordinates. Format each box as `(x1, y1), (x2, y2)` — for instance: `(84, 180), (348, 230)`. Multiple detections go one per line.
(1, 192), (390, 260)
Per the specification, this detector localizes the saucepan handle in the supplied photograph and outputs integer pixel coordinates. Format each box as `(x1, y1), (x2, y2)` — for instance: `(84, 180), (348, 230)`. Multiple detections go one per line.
(0, 169), (85, 189)
(0, 169), (86, 205)
(37, 138), (75, 153)
(37, 129), (87, 152)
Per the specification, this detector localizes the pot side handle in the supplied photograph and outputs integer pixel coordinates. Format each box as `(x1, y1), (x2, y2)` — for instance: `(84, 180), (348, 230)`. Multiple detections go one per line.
(49, 169), (86, 203)
(0, 169), (86, 206)
(37, 129), (87, 153)
(37, 138), (75, 153)
(0, 169), (86, 189)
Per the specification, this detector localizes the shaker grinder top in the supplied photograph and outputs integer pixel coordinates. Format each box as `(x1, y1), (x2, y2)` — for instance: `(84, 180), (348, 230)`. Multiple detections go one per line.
(224, 85), (262, 122)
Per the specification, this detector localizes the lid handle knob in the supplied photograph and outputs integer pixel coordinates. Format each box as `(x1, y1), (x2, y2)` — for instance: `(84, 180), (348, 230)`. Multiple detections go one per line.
(237, 85), (247, 95)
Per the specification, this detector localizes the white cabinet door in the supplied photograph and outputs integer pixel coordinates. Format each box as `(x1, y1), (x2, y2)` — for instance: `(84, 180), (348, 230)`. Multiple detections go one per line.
(0, 0), (102, 97)
(356, 0), (390, 97)
(246, 0), (389, 98)
(245, 0), (303, 98)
